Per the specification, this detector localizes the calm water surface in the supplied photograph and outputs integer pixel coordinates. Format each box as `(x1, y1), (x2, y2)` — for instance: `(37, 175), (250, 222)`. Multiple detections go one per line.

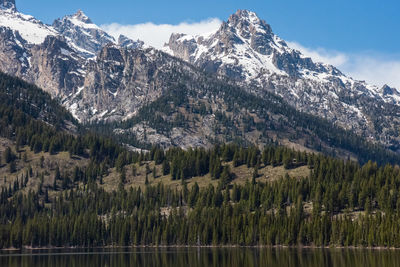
(1, 247), (399, 267)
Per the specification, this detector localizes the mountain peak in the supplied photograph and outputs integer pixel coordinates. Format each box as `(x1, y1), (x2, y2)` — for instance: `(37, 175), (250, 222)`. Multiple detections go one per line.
(72, 10), (92, 24)
(231, 10), (259, 21)
(381, 84), (400, 96)
(0, 0), (16, 11)
(227, 9), (273, 36)
(52, 9), (115, 58)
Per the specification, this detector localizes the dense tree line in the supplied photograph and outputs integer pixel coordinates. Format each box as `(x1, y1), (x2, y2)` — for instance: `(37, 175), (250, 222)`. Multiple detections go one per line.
(2, 144), (400, 248)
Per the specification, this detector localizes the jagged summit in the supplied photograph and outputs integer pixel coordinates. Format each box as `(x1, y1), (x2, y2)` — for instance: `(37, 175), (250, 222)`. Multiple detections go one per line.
(0, 0), (16, 11)
(0, 1), (57, 44)
(53, 10), (115, 57)
(72, 10), (93, 24)
(227, 9), (273, 35)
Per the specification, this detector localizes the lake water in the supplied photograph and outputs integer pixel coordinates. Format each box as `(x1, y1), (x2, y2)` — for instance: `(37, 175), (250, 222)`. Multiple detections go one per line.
(1, 247), (399, 267)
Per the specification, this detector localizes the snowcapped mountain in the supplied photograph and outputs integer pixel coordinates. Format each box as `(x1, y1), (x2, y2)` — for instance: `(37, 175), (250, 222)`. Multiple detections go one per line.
(0, 0), (144, 99)
(118, 34), (144, 50)
(0, 0), (57, 45)
(52, 10), (116, 58)
(164, 10), (400, 148)
(0, 0), (141, 58)
(165, 10), (393, 98)
(52, 10), (144, 58)
(0, 2), (399, 153)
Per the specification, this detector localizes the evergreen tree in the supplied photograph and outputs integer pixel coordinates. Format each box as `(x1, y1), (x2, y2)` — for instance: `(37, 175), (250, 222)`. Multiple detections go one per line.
(162, 160), (170, 175)
(3, 147), (13, 164)
(132, 164), (137, 177)
(9, 161), (16, 173)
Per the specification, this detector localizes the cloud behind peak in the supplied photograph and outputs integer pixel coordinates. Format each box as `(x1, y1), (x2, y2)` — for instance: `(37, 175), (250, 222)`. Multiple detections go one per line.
(101, 18), (222, 49)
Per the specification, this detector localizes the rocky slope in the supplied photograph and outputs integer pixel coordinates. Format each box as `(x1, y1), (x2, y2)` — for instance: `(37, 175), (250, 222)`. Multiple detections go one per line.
(63, 45), (197, 123)
(164, 10), (400, 150)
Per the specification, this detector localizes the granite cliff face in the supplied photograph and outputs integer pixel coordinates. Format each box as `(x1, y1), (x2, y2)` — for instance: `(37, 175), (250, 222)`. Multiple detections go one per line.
(27, 36), (86, 97)
(63, 45), (197, 123)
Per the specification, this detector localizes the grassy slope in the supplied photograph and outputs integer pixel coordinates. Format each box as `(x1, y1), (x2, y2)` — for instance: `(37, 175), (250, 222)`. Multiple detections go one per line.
(0, 138), (89, 195)
(101, 161), (311, 192)
(0, 136), (310, 196)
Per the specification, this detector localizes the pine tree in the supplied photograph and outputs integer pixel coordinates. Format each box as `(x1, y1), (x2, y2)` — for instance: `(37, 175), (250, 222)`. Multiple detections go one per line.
(233, 150), (240, 167)
(220, 166), (231, 187)
(132, 164), (137, 176)
(40, 156), (44, 168)
(24, 172), (28, 186)
(146, 164), (151, 175)
(3, 147), (13, 164)
(153, 167), (157, 179)
(223, 187), (230, 204)
(53, 177), (57, 191)
(252, 166), (259, 182)
(120, 167), (126, 184)
(49, 141), (56, 155)
(9, 161), (16, 173)
(55, 167), (61, 181)
(162, 160), (170, 175)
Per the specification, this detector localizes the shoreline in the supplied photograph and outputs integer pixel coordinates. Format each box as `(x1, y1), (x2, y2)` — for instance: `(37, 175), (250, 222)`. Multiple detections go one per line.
(2, 244), (400, 252)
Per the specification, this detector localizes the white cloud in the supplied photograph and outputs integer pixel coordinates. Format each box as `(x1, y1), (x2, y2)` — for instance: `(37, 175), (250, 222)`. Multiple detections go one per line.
(341, 55), (400, 90)
(287, 41), (348, 66)
(287, 41), (400, 89)
(101, 18), (222, 49)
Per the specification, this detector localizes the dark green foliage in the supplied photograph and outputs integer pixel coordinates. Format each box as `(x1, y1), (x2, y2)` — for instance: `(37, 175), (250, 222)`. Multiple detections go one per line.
(220, 166), (232, 187)
(0, 72), (76, 129)
(3, 147), (14, 164)
(153, 167), (157, 178)
(8, 161), (16, 173)
(132, 164), (137, 177)
(2, 143), (400, 248)
(162, 160), (170, 175)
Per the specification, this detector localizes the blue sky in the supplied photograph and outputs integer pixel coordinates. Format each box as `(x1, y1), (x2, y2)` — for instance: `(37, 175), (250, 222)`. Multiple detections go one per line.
(17, 0), (399, 53)
(16, 0), (400, 88)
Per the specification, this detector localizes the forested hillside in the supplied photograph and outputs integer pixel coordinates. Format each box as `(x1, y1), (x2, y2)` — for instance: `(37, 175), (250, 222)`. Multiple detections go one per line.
(1, 72), (400, 249)
(0, 72), (76, 130)
(2, 144), (400, 248)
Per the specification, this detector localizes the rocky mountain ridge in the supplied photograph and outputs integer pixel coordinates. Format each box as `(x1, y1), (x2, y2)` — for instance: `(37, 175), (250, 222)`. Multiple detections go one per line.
(164, 10), (400, 150)
(0, 1), (399, 153)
